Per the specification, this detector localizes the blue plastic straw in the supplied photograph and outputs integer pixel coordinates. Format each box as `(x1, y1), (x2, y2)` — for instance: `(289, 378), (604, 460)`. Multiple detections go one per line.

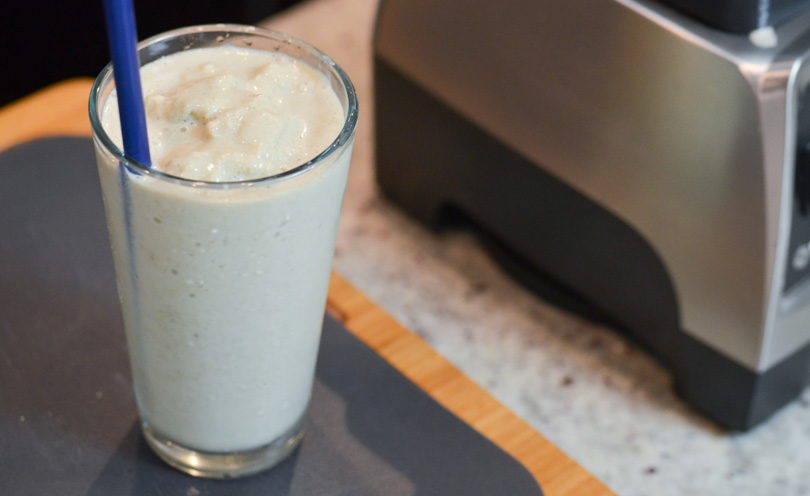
(102, 0), (152, 167)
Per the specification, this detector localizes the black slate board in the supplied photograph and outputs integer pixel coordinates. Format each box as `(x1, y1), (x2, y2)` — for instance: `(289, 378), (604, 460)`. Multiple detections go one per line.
(0, 137), (544, 495)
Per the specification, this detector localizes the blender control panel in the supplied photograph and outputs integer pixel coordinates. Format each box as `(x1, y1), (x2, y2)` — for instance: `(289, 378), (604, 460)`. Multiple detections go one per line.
(785, 79), (810, 293)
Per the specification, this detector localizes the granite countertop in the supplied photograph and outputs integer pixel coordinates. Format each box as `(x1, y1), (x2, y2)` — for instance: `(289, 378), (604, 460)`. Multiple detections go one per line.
(263, 1), (810, 495)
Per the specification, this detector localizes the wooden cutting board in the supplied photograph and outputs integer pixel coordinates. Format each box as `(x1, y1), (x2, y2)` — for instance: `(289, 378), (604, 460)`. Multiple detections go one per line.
(0, 79), (615, 496)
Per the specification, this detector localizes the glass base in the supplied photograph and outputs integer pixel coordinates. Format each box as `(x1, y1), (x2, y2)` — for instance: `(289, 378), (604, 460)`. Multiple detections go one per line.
(142, 418), (305, 479)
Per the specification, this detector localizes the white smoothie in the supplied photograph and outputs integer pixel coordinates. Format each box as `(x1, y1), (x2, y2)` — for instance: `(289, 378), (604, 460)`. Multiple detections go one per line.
(96, 46), (351, 453)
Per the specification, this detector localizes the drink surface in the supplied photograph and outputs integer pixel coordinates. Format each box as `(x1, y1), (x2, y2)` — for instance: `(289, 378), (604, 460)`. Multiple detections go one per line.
(97, 44), (352, 453)
(102, 46), (344, 181)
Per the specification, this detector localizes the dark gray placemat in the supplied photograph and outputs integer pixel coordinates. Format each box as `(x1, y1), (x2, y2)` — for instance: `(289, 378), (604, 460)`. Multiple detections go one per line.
(0, 137), (544, 495)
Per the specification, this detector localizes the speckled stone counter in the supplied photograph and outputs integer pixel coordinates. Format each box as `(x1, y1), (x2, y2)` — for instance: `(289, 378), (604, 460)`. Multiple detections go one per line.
(263, 1), (810, 495)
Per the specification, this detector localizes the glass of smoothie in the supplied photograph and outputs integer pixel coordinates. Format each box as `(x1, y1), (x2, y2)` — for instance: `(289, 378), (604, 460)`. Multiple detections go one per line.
(89, 25), (357, 478)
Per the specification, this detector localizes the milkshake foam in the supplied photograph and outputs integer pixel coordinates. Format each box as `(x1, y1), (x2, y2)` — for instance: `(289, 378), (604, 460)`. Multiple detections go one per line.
(102, 46), (344, 181)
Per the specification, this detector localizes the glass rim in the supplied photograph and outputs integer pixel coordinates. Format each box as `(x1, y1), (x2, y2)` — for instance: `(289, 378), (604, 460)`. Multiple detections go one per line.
(89, 23), (358, 189)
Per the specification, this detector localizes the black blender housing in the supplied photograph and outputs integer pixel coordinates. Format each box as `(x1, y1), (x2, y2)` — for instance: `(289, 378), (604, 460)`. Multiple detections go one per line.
(661, 0), (810, 33)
